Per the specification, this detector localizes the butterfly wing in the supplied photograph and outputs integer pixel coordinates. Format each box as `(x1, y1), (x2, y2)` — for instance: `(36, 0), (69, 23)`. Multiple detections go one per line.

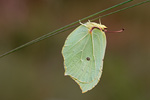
(62, 22), (106, 92)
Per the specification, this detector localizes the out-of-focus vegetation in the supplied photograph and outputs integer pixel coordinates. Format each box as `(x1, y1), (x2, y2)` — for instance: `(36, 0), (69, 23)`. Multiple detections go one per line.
(0, 0), (149, 100)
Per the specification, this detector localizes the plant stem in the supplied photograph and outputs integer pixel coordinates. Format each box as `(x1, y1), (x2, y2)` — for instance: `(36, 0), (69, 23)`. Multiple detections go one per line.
(0, 0), (149, 58)
(92, 0), (150, 21)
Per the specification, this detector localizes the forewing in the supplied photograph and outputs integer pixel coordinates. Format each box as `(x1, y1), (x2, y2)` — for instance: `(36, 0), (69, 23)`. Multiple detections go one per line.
(72, 28), (106, 93)
(62, 25), (106, 84)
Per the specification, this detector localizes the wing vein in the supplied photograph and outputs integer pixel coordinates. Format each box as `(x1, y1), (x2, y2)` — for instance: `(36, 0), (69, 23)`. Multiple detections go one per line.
(91, 33), (96, 81)
(64, 33), (89, 53)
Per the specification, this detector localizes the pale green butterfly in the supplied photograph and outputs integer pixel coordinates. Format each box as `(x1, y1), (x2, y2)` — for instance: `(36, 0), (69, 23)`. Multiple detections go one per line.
(62, 20), (107, 93)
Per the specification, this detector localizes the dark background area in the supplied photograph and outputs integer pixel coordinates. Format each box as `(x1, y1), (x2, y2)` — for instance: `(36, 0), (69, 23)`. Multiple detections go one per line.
(0, 0), (150, 100)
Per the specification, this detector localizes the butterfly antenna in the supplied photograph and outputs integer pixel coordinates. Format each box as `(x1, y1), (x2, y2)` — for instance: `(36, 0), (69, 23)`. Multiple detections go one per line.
(99, 18), (102, 25)
(104, 28), (124, 33)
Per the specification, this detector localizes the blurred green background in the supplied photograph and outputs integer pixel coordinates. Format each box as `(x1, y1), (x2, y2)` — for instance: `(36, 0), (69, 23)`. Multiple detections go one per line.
(0, 0), (150, 100)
